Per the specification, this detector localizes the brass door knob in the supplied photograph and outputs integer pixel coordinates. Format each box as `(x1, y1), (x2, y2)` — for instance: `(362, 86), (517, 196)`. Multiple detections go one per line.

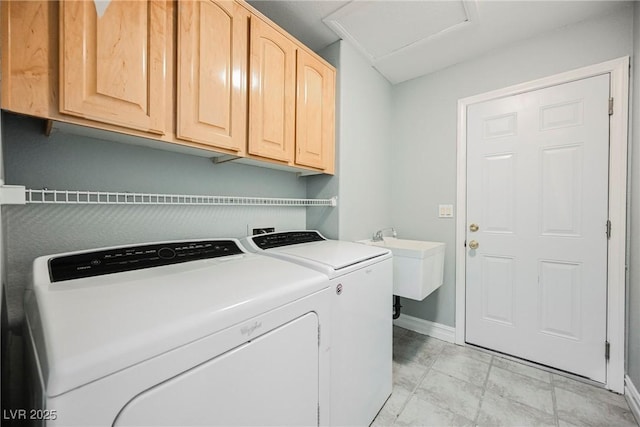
(469, 240), (479, 249)
(469, 223), (479, 232)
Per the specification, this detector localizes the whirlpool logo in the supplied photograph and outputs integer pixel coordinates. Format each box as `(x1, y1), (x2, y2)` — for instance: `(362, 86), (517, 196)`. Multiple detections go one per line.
(240, 321), (262, 337)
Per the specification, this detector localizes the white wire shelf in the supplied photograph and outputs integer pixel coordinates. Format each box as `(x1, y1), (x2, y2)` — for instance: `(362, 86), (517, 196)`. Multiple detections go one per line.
(18, 188), (337, 207)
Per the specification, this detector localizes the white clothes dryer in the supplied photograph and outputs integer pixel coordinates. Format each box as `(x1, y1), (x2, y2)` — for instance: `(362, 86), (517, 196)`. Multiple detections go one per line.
(24, 239), (331, 426)
(242, 231), (393, 427)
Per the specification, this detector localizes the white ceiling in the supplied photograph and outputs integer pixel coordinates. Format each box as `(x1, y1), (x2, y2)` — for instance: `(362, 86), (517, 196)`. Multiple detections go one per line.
(248, 0), (630, 84)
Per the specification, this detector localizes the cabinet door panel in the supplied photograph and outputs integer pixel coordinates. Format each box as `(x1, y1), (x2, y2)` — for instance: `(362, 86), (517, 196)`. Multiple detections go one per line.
(60, 0), (167, 134)
(1, 0), (57, 117)
(296, 50), (335, 171)
(177, 0), (247, 153)
(248, 18), (295, 163)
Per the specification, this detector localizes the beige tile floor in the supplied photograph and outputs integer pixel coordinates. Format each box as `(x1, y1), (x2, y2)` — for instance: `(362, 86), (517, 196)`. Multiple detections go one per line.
(372, 326), (639, 427)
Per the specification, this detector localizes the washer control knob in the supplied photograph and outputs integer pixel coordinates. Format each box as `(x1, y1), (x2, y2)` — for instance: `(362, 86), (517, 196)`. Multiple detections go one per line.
(158, 247), (176, 259)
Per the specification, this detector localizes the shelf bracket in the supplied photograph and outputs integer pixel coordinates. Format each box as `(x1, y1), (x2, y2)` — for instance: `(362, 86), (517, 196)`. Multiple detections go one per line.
(44, 119), (54, 137)
(211, 155), (241, 165)
(296, 171), (323, 178)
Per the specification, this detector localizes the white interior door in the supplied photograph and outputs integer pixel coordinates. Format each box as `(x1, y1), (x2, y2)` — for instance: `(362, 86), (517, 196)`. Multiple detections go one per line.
(465, 74), (610, 382)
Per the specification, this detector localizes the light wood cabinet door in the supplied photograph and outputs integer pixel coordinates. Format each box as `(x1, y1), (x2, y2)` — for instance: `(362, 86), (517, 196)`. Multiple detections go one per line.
(295, 50), (335, 171)
(248, 17), (296, 163)
(177, 1), (248, 154)
(1, 0), (57, 117)
(59, 0), (167, 134)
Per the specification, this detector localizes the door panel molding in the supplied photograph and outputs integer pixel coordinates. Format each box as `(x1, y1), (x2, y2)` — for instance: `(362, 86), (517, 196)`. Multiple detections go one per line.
(455, 56), (629, 393)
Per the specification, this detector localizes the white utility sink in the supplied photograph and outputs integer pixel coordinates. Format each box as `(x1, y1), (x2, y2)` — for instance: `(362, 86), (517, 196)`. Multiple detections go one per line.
(361, 237), (445, 301)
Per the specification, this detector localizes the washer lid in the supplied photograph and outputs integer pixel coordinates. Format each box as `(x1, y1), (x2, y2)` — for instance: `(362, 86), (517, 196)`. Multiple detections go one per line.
(267, 239), (390, 271)
(26, 241), (327, 398)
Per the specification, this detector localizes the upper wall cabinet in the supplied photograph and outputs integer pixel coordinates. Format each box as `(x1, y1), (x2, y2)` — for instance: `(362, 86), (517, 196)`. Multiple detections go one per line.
(295, 49), (335, 171)
(177, 1), (248, 154)
(1, 0), (336, 175)
(248, 17), (296, 163)
(59, 0), (167, 135)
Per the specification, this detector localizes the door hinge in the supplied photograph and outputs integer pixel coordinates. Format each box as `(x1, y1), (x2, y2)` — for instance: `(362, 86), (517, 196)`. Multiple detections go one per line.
(609, 98), (614, 116)
(318, 325), (321, 347)
(317, 404), (320, 426)
(605, 341), (610, 360)
(606, 220), (611, 239)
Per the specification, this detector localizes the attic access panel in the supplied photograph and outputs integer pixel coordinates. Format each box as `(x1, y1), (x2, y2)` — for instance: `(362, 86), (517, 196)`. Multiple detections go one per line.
(324, 0), (475, 62)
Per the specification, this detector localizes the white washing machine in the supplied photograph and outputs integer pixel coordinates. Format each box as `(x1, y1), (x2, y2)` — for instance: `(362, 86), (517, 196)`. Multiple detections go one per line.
(24, 238), (331, 426)
(242, 231), (393, 427)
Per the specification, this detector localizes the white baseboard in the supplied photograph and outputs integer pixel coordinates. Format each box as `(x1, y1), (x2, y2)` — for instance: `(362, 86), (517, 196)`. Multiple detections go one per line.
(625, 375), (640, 425)
(393, 313), (456, 344)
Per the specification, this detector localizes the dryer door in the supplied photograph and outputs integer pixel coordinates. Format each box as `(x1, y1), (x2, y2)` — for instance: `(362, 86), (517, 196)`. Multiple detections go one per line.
(114, 313), (319, 426)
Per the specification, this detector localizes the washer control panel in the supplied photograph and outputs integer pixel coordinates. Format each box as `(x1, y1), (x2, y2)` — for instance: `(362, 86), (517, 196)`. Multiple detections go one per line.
(251, 231), (325, 249)
(49, 240), (244, 282)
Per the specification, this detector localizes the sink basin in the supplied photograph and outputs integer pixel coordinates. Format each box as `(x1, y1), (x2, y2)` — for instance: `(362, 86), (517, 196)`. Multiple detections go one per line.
(360, 237), (445, 301)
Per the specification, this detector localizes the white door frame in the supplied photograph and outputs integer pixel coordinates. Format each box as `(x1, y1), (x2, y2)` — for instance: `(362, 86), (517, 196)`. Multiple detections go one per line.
(455, 56), (629, 393)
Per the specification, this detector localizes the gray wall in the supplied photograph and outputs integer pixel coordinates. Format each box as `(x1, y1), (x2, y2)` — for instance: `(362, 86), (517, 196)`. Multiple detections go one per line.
(2, 113), (309, 326)
(335, 41), (393, 241)
(0, 85), (4, 409)
(308, 40), (393, 242)
(390, 5), (635, 327)
(627, 0), (640, 389)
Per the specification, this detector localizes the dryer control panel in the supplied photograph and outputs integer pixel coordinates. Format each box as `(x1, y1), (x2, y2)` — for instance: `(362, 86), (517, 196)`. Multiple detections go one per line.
(49, 240), (244, 282)
(251, 231), (326, 249)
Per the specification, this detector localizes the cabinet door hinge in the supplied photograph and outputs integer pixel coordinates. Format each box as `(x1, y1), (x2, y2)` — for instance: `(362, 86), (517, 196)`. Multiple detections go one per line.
(606, 220), (611, 239)
(605, 341), (610, 360)
(609, 98), (614, 116)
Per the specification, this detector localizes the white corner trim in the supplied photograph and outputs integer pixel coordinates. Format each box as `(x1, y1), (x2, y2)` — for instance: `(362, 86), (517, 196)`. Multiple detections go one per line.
(626, 376), (640, 425)
(393, 314), (456, 344)
(0, 182), (26, 206)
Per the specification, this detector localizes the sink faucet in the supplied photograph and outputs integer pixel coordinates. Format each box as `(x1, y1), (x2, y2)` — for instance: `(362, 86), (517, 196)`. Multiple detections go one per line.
(372, 227), (397, 242)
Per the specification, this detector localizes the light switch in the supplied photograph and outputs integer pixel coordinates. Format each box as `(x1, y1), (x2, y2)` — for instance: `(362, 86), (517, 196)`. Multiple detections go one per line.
(439, 204), (454, 218)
